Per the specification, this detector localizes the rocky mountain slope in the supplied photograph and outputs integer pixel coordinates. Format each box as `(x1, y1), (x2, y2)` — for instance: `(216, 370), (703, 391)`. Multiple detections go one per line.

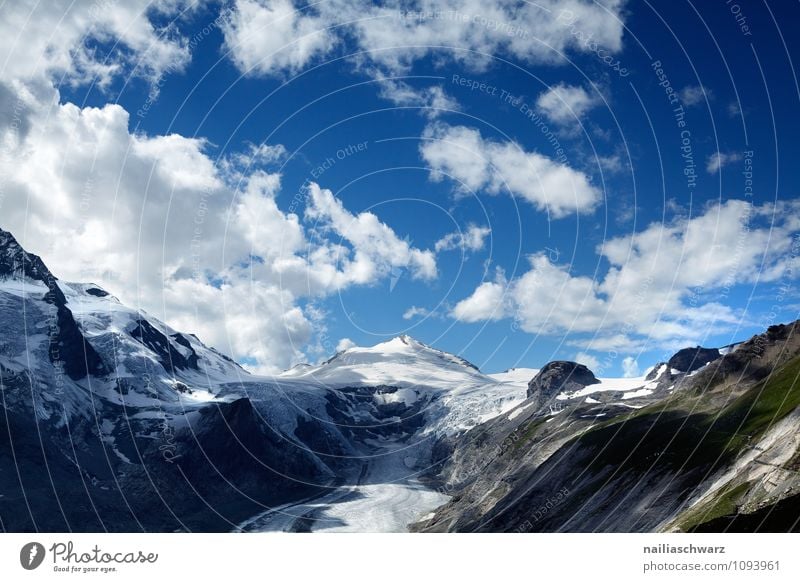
(0, 228), (356, 531)
(413, 322), (800, 532)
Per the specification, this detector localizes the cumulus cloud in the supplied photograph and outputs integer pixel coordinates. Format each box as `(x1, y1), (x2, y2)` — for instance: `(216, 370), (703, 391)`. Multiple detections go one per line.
(420, 123), (600, 217)
(0, 92), (300, 371)
(535, 83), (600, 126)
(435, 224), (491, 252)
(0, 84), (436, 372)
(452, 279), (508, 322)
(336, 338), (357, 352)
(453, 200), (800, 349)
(305, 183), (438, 284)
(0, 0), (199, 87)
(234, 171), (305, 259)
(706, 152), (742, 174)
(220, 0), (627, 80)
(221, 0), (336, 76)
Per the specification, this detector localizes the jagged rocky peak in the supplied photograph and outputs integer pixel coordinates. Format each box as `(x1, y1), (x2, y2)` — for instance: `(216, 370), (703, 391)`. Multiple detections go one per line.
(0, 227), (107, 379)
(689, 320), (800, 388)
(0, 227), (58, 289)
(526, 361), (599, 407)
(765, 322), (798, 342)
(667, 346), (721, 373)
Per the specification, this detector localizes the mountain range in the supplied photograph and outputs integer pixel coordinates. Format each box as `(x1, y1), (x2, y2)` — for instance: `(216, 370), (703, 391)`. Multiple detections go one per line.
(1, 227), (798, 532)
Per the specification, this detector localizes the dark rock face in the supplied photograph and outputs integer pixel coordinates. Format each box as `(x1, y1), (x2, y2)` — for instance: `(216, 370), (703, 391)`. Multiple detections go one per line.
(128, 319), (199, 372)
(526, 361), (599, 409)
(766, 323), (795, 342)
(0, 228), (107, 380)
(171, 333), (200, 369)
(178, 398), (335, 503)
(690, 321), (800, 389)
(0, 393), (336, 532)
(0, 229), (53, 282)
(85, 287), (109, 297)
(667, 346), (721, 373)
(49, 299), (109, 380)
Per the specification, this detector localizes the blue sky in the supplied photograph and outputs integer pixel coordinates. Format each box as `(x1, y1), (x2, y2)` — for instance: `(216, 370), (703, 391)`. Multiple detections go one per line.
(2, 1), (799, 376)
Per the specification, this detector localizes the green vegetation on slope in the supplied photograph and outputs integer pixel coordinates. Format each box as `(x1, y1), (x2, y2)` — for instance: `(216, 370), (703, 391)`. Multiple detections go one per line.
(575, 355), (800, 477)
(711, 354), (800, 451)
(674, 481), (751, 531)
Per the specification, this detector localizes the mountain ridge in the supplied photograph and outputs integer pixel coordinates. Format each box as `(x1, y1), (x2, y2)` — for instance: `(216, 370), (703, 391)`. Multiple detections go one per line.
(2, 226), (798, 533)
(413, 321), (800, 533)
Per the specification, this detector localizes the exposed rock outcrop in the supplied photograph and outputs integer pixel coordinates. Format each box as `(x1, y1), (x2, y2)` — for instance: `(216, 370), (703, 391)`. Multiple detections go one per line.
(526, 361), (599, 409)
(667, 346), (721, 373)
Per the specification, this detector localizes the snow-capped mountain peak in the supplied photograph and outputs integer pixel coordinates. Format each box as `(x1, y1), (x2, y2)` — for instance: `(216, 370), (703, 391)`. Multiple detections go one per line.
(0, 226), (246, 412)
(278, 334), (487, 390)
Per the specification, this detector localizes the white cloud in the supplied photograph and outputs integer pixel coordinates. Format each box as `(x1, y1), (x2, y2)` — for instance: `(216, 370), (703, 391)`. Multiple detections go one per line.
(225, 143), (288, 177)
(0, 85), (436, 373)
(452, 279), (507, 322)
(336, 338), (357, 352)
(421, 123), (600, 217)
(164, 277), (314, 373)
(706, 152), (742, 174)
(535, 83), (600, 126)
(305, 183), (438, 285)
(506, 253), (608, 334)
(377, 80), (460, 119)
(453, 200), (800, 349)
(435, 224), (491, 252)
(221, 0), (627, 78)
(574, 352), (600, 370)
(403, 305), (431, 319)
(621, 356), (639, 378)
(0, 0), (200, 87)
(234, 171), (306, 258)
(0, 90), (309, 371)
(597, 154), (625, 174)
(221, 0), (336, 76)
(679, 85), (712, 107)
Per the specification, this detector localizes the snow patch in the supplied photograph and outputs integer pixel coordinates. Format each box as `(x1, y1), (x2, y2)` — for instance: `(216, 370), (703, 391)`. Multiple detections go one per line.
(507, 402), (534, 421)
(488, 367), (539, 384)
(621, 387), (655, 400)
(557, 376), (648, 400)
